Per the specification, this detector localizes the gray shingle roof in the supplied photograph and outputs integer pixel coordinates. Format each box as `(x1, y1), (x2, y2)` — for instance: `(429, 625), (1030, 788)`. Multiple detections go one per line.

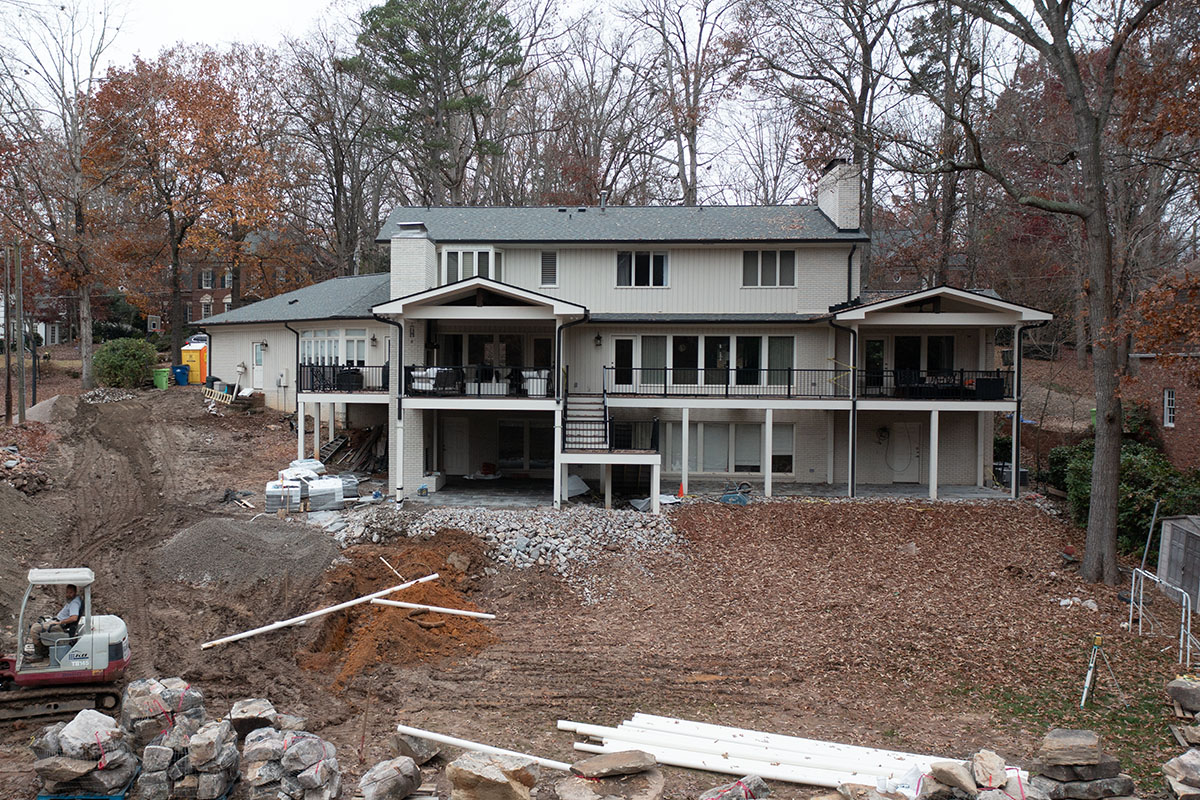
(589, 313), (826, 324)
(376, 206), (867, 244)
(197, 273), (390, 326)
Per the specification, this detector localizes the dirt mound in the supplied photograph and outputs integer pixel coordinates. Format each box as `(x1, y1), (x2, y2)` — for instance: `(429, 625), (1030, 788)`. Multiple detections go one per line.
(0, 483), (59, 625)
(25, 394), (79, 425)
(297, 531), (498, 688)
(151, 517), (340, 590)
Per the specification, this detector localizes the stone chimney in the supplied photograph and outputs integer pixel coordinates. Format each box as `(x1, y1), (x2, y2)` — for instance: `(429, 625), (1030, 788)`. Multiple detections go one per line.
(817, 159), (861, 231)
(390, 222), (438, 298)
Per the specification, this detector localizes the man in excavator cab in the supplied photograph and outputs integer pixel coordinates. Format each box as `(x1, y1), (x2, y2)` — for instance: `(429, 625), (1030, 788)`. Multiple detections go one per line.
(25, 584), (82, 661)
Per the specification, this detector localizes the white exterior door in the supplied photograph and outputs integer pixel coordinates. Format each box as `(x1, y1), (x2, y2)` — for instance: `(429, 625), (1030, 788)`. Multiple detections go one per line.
(252, 342), (265, 390)
(443, 418), (470, 475)
(892, 422), (921, 482)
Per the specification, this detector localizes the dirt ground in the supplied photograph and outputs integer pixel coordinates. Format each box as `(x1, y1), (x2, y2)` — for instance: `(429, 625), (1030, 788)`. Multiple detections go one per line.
(0, 388), (1182, 800)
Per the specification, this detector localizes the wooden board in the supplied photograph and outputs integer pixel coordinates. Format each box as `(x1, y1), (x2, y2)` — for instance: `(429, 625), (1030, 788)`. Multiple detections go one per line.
(202, 387), (234, 405)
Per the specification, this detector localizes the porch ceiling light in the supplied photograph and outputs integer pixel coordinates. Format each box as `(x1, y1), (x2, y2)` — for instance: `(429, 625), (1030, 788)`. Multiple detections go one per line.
(594, 334), (602, 347)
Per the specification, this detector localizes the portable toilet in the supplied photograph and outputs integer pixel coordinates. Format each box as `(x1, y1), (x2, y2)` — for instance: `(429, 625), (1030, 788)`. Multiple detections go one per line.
(180, 343), (207, 384)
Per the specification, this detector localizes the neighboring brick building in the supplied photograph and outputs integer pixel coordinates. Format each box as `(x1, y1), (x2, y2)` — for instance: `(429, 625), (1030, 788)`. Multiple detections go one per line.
(1126, 353), (1200, 469)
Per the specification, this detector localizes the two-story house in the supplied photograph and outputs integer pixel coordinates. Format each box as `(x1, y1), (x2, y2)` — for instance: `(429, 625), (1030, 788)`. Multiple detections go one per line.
(199, 162), (1051, 511)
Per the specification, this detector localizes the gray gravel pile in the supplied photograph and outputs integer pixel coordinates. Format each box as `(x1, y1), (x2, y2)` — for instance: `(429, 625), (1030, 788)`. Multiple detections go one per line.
(151, 517), (339, 589)
(81, 387), (135, 404)
(339, 503), (679, 576)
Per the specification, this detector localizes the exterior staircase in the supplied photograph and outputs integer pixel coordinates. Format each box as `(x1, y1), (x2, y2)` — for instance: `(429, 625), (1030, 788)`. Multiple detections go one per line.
(563, 394), (608, 450)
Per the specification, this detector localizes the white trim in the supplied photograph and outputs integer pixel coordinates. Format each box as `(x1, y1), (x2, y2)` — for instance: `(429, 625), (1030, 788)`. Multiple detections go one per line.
(298, 392), (389, 404)
(1164, 387), (1176, 428)
(373, 276), (586, 317)
(608, 396), (853, 411)
(404, 306), (558, 320)
(851, 312), (1023, 326)
(835, 286), (1052, 321)
(402, 397), (558, 411)
(558, 451), (662, 465)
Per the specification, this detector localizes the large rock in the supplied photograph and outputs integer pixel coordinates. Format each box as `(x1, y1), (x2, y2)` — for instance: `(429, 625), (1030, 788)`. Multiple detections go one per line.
(197, 771), (231, 800)
(174, 773), (200, 798)
(360, 757), (421, 800)
(1168, 776), (1200, 800)
(1169, 679), (1200, 713)
(59, 709), (123, 760)
(243, 759), (286, 787)
(836, 784), (906, 800)
(281, 732), (337, 773)
(572, 751), (657, 779)
(189, 720), (233, 766)
(76, 759), (139, 794)
(1165, 750), (1200, 788)
(699, 775), (769, 800)
(298, 757), (339, 789)
(1029, 774), (1135, 800)
(974, 751), (1008, 789)
(160, 680), (205, 713)
(33, 756), (98, 782)
(931, 762), (979, 796)
(447, 752), (540, 800)
(389, 731), (442, 765)
(1035, 754), (1122, 783)
(30, 721), (66, 760)
(555, 768), (666, 800)
(1038, 730), (1102, 767)
(195, 742), (239, 773)
(143, 744), (174, 773)
(303, 771), (341, 800)
(229, 698), (278, 738)
(135, 769), (170, 800)
(1007, 775), (1050, 800)
(243, 728), (286, 762)
(277, 713), (307, 731)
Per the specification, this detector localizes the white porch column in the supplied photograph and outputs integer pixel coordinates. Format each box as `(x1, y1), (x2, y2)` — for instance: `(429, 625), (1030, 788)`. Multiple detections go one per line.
(394, 414), (404, 498)
(650, 463), (661, 514)
(763, 408), (774, 497)
(681, 407), (690, 495)
(560, 463), (570, 503)
(327, 403), (334, 440)
(1011, 404), (1020, 498)
(553, 403), (563, 509)
(296, 400), (305, 461)
(313, 403), (321, 458)
(604, 465), (612, 510)
(929, 409), (940, 500)
(826, 411), (835, 483)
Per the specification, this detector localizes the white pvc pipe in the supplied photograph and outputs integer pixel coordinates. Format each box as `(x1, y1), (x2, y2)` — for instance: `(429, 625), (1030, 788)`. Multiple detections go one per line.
(573, 740), (877, 787)
(624, 714), (936, 765)
(394, 723), (571, 771)
(201, 574), (440, 649)
(557, 721), (930, 777)
(370, 598), (496, 619)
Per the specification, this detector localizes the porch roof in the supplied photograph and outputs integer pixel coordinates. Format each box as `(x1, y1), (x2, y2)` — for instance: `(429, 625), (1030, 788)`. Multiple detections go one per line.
(373, 276), (588, 318)
(832, 285), (1053, 324)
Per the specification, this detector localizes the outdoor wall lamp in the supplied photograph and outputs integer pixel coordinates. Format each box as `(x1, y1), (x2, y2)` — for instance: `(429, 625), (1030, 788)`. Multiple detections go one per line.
(370, 334), (378, 347)
(594, 334), (602, 347)
(260, 341), (268, 350)
(408, 323), (416, 340)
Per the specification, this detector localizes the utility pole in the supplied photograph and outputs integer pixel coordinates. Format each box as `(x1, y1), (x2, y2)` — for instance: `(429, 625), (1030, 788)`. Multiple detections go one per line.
(15, 242), (25, 425)
(4, 245), (11, 426)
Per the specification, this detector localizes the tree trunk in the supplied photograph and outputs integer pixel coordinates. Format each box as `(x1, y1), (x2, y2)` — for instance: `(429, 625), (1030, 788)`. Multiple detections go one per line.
(169, 239), (184, 366)
(78, 284), (94, 390)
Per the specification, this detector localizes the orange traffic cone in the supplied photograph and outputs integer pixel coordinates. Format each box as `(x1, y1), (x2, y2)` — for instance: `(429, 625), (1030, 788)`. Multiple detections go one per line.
(677, 483), (684, 498)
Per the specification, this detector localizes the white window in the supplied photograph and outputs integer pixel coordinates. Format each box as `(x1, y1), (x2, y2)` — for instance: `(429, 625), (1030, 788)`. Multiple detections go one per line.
(443, 249), (503, 284)
(617, 251), (668, 287)
(200, 269), (214, 290)
(540, 251), (558, 287)
(1165, 388), (1176, 428)
(200, 302), (212, 319)
(185, 305), (193, 323)
(345, 328), (367, 366)
(222, 268), (233, 289)
(743, 250), (795, 287)
(223, 298), (232, 313)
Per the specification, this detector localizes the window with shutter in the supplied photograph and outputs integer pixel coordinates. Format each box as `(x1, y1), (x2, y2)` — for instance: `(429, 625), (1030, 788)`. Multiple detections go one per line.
(540, 251), (557, 286)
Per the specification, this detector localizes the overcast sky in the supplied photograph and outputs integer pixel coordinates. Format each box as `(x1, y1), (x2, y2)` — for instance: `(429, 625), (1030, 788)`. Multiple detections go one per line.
(100, 0), (364, 68)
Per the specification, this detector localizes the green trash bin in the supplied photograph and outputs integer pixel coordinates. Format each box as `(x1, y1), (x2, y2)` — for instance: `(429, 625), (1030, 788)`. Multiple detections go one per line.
(153, 368), (170, 390)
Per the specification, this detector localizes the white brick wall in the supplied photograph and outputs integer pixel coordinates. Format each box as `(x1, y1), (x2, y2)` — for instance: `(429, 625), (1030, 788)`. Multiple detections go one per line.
(817, 163), (861, 231)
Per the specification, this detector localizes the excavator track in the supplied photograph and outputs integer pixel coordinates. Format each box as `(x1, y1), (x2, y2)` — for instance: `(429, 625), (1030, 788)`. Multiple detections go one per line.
(0, 685), (121, 723)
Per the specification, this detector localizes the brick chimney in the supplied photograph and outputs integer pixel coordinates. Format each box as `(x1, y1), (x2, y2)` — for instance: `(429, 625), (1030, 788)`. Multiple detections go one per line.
(389, 222), (438, 298)
(817, 159), (861, 231)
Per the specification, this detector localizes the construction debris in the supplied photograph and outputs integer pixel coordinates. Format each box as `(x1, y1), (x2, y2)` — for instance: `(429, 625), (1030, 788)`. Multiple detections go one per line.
(556, 766), (665, 800)
(699, 775), (770, 800)
(1030, 730), (1130, 800)
(278, 731), (342, 800)
(31, 710), (139, 796)
(121, 676), (206, 750)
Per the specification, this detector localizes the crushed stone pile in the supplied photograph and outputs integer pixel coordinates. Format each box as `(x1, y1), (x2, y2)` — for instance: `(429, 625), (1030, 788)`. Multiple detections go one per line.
(151, 517), (339, 589)
(82, 387), (135, 404)
(336, 504), (678, 575)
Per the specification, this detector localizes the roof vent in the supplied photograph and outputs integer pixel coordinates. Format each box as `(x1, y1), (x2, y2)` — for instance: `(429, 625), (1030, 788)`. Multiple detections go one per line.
(578, 206), (587, 213)
(599, 190), (609, 210)
(288, 299), (299, 305)
(558, 207), (567, 213)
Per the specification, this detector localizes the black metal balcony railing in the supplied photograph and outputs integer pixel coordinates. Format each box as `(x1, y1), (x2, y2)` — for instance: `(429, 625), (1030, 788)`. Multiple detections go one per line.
(404, 365), (555, 398)
(604, 367), (852, 398)
(299, 364), (388, 393)
(857, 369), (1014, 400)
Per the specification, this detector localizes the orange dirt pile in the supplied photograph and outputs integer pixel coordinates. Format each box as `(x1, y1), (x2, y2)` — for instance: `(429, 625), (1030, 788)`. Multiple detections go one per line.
(296, 531), (499, 688)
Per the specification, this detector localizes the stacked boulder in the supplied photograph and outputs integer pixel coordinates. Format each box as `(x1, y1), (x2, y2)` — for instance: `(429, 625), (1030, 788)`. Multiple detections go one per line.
(1168, 678), (1200, 719)
(555, 750), (664, 800)
(358, 756), (422, 800)
(241, 728), (341, 800)
(30, 709), (138, 796)
(121, 676), (207, 751)
(446, 751), (539, 800)
(1163, 749), (1200, 799)
(918, 749), (1043, 800)
(1030, 730), (1135, 800)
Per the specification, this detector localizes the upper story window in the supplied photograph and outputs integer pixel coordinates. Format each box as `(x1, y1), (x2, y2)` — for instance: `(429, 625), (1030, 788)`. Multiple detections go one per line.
(443, 249), (503, 284)
(743, 250), (795, 287)
(200, 301), (212, 319)
(1165, 388), (1176, 428)
(540, 251), (558, 287)
(617, 251), (667, 287)
(222, 268), (233, 289)
(200, 269), (214, 290)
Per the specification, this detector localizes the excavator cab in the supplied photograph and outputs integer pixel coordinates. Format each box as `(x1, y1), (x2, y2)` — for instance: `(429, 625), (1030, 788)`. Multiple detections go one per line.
(2, 568), (130, 689)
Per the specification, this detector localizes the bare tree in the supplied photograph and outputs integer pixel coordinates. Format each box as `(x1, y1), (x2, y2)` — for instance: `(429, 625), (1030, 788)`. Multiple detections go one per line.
(719, 100), (810, 204)
(0, 0), (123, 390)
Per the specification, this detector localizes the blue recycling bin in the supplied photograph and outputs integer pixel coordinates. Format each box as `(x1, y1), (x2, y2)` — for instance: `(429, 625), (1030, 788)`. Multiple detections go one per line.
(172, 365), (190, 386)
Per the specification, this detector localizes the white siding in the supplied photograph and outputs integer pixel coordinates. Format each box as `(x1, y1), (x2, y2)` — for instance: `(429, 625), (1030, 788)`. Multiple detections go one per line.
(208, 324), (297, 412)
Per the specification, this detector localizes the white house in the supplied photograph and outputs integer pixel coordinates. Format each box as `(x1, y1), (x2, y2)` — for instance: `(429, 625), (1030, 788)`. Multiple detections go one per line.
(200, 162), (1051, 510)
